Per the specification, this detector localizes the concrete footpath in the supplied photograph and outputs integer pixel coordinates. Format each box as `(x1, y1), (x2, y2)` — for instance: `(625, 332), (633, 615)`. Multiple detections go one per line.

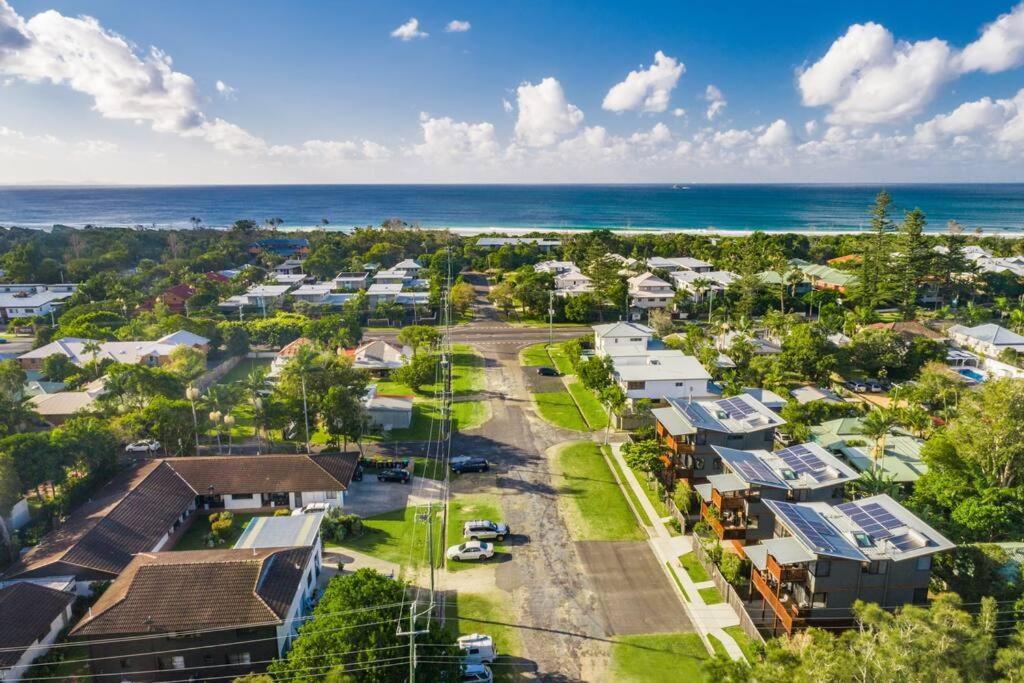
(608, 442), (748, 661)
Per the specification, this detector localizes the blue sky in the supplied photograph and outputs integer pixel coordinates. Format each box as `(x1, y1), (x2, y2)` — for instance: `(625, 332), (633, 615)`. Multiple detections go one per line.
(1, 1), (1023, 183)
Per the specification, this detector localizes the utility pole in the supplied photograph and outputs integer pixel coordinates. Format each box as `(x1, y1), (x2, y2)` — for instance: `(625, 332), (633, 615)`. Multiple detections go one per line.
(548, 290), (554, 346)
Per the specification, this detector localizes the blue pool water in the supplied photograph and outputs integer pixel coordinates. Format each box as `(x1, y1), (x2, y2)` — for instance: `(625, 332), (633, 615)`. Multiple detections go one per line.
(957, 368), (986, 382)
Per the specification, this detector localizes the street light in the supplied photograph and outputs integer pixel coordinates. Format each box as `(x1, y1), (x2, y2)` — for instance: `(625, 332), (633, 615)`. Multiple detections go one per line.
(185, 386), (200, 455)
(252, 397), (263, 455)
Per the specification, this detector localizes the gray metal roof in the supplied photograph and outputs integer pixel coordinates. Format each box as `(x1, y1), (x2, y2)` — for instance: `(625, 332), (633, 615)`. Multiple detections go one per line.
(707, 473), (749, 493)
(761, 536), (816, 566)
(762, 500), (867, 562)
(651, 407), (695, 436)
(234, 512), (325, 550)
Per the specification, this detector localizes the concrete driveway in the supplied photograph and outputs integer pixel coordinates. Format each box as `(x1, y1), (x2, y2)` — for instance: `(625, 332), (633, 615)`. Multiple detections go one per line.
(343, 476), (445, 517)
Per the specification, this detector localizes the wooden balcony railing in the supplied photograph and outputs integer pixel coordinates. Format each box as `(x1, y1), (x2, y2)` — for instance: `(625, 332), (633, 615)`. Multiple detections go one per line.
(767, 554), (809, 584)
(711, 489), (746, 510)
(701, 501), (746, 541)
(751, 569), (805, 633)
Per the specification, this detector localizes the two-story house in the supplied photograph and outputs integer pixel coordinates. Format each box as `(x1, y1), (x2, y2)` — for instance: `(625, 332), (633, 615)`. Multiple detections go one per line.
(652, 394), (785, 481)
(694, 442), (859, 542)
(593, 321), (653, 357)
(646, 256), (714, 273)
(627, 272), (675, 319)
(745, 495), (954, 635)
(611, 350), (712, 404)
(670, 269), (737, 302)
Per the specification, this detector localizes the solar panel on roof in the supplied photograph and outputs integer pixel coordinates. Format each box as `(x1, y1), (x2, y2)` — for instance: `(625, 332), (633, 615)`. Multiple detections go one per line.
(718, 396), (756, 419)
(734, 459), (781, 486)
(837, 501), (905, 541)
(776, 444), (835, 483)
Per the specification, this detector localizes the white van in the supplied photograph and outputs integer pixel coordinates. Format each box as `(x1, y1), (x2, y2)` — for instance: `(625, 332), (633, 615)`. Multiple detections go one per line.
(457, 633), (497, 663)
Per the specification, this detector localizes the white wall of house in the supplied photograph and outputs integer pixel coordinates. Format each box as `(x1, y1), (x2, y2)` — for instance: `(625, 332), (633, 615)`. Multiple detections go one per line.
(595, 335), (650, 357)
(289, 491), (344, 509)
(0, 604), (72, 683)
(980, 357), (1024, 379)
(275, 546), (321, 656)
(618, 377), (710, 401)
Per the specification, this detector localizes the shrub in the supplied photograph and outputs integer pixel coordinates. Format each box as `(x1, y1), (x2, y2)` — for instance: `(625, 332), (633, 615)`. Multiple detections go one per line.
(322, 510), (364, 543)
(720, 552), (749, 584)
(673, 480), (694, 516)
(274, 508), (292, 516)
(211, 519), (233, 536)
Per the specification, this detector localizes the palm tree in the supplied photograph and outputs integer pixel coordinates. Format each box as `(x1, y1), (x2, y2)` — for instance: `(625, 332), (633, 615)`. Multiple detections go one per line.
(1010, 307), (1024, 334)
(290, 346), (320, 454)
(81, 340), (103, 379)
(237, 367), (268, 447)
(847, 468), (901, 499)
(898, 405), (931, 438)
(858, 408), (896, 476)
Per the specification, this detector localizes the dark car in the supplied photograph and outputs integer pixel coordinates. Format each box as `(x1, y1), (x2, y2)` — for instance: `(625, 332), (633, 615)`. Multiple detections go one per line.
(377, 469), (410, 483)
(537, 367), (559, 377)
(352, 466), (364, 482)
(451, 457), (490, 474)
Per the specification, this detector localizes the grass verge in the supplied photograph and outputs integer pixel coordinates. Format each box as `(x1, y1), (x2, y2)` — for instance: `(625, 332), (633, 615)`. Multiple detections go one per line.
(555, 442), (643, 541)
(605, 446), (653, 527)
(666, 562), (689, 602)
(609, 633), (712, 682)
(330, 505), (442, 570)
(679, 552), (710, 583)
(534, 392), (588, 431)
(699, 586), (724, 604)
(724, 626), (762, 662)
(450, 591), (523, 682)
(567, 381), (609, 430)
(707, 633), (727, 658)
(520, 342), (552, 367)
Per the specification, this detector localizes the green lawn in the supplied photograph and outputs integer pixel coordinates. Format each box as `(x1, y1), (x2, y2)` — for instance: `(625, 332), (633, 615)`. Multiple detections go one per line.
(667, 561), (689, 602)
(173, 512), (265, 551)
(534, 392), (589, 431)
(609, 633), (712, 682)
(217, 357), (272, 386)
(422, 344), (485, 396)
(699, 586), (724, 604)
(567, 381), (609, 430)
(629, 467), (670, 518)
(445, 494), (510, 572)
(679, 552), (710, 583)
(412, 457), (447, 481)
(555, 442), (644, 541)
(519, 342), (552, 367)
(331, 505), (443, 570)
(724, 625), (762, 662)
(606, 446), (653, 527)
(450, 591), (523, 682)
(707, 634), (727, 658)
(35, 643), (92, 681)
(547, 343), (576, 376)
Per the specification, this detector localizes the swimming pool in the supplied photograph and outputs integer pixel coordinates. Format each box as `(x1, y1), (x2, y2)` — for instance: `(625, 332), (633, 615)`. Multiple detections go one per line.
(957, 368), (986, 382)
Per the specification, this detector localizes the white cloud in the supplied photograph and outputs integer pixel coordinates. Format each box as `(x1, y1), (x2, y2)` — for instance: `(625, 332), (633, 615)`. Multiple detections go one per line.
(602, 51), (684, 113)
(391, 17), (427, 41)
(513, 77), (584, 147)
(215, 79), (235, 99)
(958, 2), (1024, 73)
(804, 120), (818, 136)
(673, 108), (686, 118)
(914, 89), (1024, 146)
(445, 20), (471, 33)
(502, 98), (513, 114)
(800, 4), (1024, 126)
(758, 119), (793, 148)
(413, 113), (498, 160)
(704, 84), (726, 120)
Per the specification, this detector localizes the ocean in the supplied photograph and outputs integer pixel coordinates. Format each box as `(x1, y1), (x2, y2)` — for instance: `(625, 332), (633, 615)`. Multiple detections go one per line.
(0, 184), (1022, 233)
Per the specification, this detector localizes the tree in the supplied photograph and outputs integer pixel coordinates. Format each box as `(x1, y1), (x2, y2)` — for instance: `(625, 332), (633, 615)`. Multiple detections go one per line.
(895, 208), (930, 319)
(166, 345), (206, 380)
(218, 323), (250, 356)
(564, 292), (598, 323)
(844, 328), (905, 378)
(0, 432), (61, 490)
(947, 379), (1024, 488)
(487, 281), (516, 317)
(0, 360), (25, 400)
(283, 345), (320, 454)
(396, 325), (440, 352)
(450, 281), (476, 317)
(51, 416), (118, 477)
(648, 308), (674, 338)
(40, 353), (76, 382)
(857, 190), (895, 310)
(577, 355), (614, 391)
(858, 407), (896, 475)
(622, 439), (665, 477)
(392, 352), (437, 393)
(323, 385), (368, 453)
(779, 323), (836, 385)
(268, 569), (457, 683)
(140, 397), (197, 456)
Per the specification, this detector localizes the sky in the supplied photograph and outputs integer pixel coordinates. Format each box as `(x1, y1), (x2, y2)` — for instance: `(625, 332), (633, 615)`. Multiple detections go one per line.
(0, 1), (1023, 185)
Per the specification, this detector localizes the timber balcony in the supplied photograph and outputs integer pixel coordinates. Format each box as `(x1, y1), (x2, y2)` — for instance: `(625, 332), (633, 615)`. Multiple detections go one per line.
(701, 500), (747, 541)
(751, 567), (806, 634)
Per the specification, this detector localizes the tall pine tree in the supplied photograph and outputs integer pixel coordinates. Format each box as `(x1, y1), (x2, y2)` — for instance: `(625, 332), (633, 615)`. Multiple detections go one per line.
(896, 208), (931, 319)
(858, 190), (894, 310)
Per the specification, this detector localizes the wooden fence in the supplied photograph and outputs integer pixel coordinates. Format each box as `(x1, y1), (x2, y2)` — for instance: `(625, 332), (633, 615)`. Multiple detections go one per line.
(692, 537), (766, 643)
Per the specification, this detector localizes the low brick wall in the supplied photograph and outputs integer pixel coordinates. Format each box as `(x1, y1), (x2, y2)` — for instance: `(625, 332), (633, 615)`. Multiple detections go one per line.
(195, 355), (242, 390)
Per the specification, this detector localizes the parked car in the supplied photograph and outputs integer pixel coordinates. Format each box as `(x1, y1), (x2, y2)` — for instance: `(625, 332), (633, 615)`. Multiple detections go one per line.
(0, 338), (7, 344)
(866, 379), (884, 393)
(537, 366), (559, 377)
(446, 540), (494, 562)
(452, 457), (489, 474)
(125, 439), (160, 453)
(377, 469), (410, 484)
(463, 520), (510, 541)
(844, 379), (867, 393)
(352, 465), (363, 482)
(461, 663), (493, 683)
(458, 634), (497, 663)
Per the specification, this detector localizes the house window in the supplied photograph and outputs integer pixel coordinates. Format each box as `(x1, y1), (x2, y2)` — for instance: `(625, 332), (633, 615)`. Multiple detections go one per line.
(712, 458), (723, 473)
(747, 515), (759, 529)
(227, 652), (252, 665)
(812, 560), (831, 577)
(159, 656), (185, 670)
(627, 381), (645, 390)
(916, 556), (932, 571)
(831, 487), (843, 499)
(912, 587), (929, 604)
(630, 337), (643, 342)
(325, 490), (338, 500)
(694, 457), (705, 471)
(674, 382), (685, 387)
(726, 434), (743, 442)
(865, 561), (887, 575)
(232, 493), (253, 500)
(811, 592), (827, 609)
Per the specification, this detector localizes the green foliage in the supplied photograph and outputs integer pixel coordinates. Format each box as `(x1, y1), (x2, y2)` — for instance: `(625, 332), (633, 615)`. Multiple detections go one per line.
(577, 355), (613, 391)
(673, 479), (694, 515)
(622, 439), (665, 475)
(0, 360), (26, 400)
(321, 509), (364, 543)
(269, 568), (458, 682)
(396, 325), (440, 351)
(779, 324), (836, 385)
(391, 352), (437, 393)
(719, 552), (747, 584)
(40, 354), (76, 382)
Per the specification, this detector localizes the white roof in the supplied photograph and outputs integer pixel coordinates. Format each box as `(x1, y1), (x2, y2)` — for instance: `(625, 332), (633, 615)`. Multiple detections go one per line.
(950, 323), (1024, 348)
(367, 283), (403, 295)
(628, 272), (672, 289)
(156, 330), (210, 347)
(333, 272), (368, 282)
(671, 269), (737, 288)
(592, 321), (653, 339)
(658, 393), (785, 435)
(612, 350), (711, 382)
(790, 385), (843, 404)
(0, 291), (72, 308)
(351, 340), (410, 369)
(29, 391), (98, 417)
(534, 260), (579, 274)
(393, 259), (422, 270)
(19, 338), (182, 366)
(247, 285), (291, 298)
(273, 273), (306, 284)
(647, 256), (713, 271)
(742, 387), (786, 408)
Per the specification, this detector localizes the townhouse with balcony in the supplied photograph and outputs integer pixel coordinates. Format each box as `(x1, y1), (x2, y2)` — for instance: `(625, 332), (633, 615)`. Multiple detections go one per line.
(694, 442), (859, 543)
(646, 256), (714, 273)
(744, 495), (954, 635)
(651, 393), (785, 481)
(627, 272), (675, 320)
(670, 269), (738, 302)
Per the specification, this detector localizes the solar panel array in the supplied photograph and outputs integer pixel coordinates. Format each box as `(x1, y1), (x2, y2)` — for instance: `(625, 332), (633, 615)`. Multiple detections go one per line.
(837, 501), (904, 541)
(776, 444), (833, 483)
(773, 502), (843, 553)
(733, 458), (784, 487)
(716, 396), (757, 420)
